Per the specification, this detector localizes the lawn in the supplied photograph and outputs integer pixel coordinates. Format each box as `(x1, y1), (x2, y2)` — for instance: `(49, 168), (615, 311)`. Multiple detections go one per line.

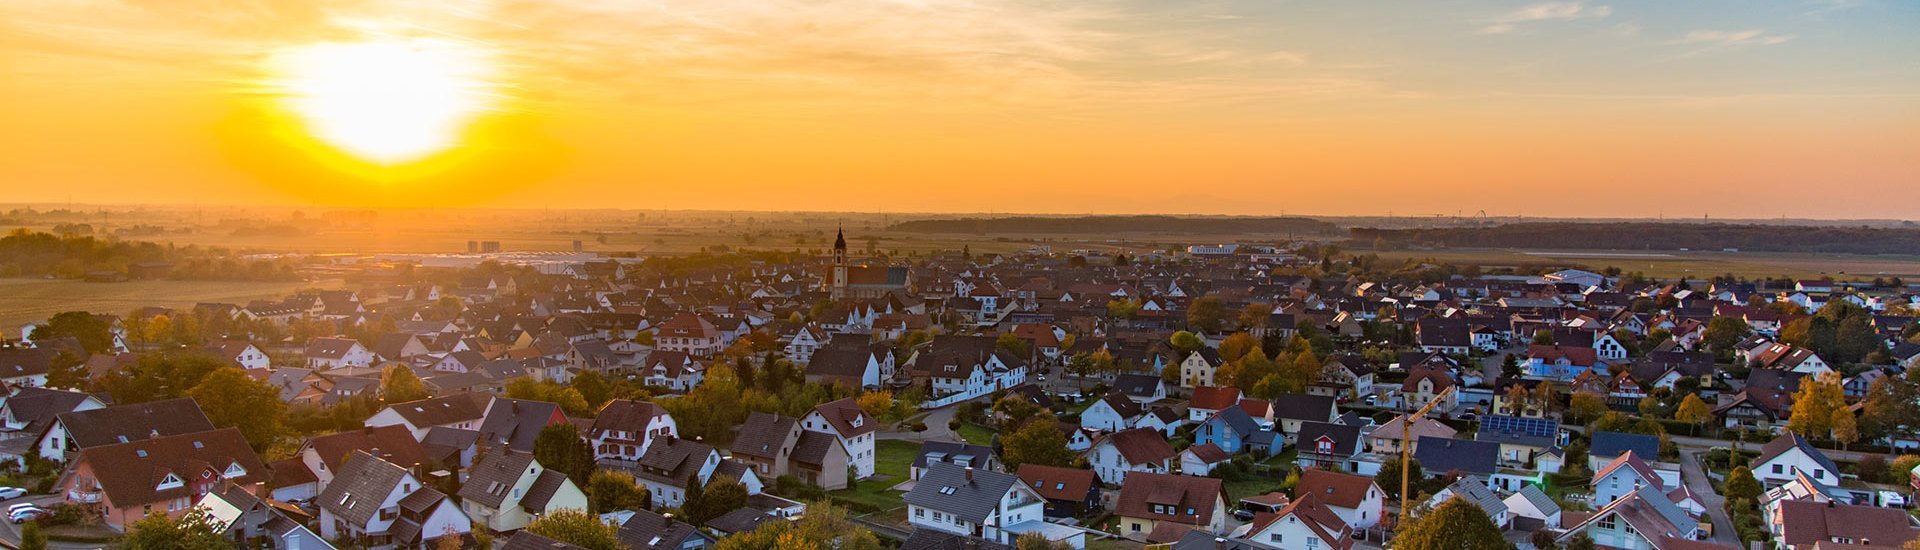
(828, 439), (920, 513)
(1223, 475), (1287, 503)
(0, 277), (341, 338)
(957, 423), (995, 446)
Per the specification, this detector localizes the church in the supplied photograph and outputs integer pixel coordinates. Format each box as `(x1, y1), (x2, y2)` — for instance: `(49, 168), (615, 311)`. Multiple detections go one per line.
(822, 228), (910, 300)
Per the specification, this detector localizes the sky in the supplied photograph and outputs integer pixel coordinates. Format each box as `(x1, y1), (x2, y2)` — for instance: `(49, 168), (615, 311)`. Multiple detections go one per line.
(1, 0), (1916, 218)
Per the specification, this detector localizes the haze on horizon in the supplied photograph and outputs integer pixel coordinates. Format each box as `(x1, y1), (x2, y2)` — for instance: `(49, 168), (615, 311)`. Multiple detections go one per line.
(2, 1), (1916, 219)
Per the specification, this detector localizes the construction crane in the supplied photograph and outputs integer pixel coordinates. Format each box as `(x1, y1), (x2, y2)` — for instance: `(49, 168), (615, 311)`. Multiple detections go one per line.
(1397, 386), (1456, 531)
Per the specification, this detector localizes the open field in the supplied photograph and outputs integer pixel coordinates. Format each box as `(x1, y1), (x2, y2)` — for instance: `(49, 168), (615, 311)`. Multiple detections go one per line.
(1369, 248), (1920, 281)
(0, 278), (341, 339)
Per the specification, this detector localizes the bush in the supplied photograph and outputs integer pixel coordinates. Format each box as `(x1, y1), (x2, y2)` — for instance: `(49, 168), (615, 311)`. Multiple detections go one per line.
(1855, 454), (1888, 483)
(947, 419), (961, 431)
(773, 476), (827, 501)
(909, 422), (928, 432)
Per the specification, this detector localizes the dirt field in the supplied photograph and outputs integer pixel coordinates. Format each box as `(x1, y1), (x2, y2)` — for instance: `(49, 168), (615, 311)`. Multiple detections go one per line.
(0, 278), (341, 339)
(1369, 248), (1920, 281)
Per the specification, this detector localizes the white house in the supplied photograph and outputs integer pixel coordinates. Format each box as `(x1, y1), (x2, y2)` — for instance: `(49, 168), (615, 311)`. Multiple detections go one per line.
(315, 451), (471, 546)
(304, 337), (375, 370)
(801, 398), (878, 479)
(1088, 428), (1175, 486)
(1751, 432), (1841, 486)
(1080, 392), (1144, 433)
(902, 463), (1065, 547)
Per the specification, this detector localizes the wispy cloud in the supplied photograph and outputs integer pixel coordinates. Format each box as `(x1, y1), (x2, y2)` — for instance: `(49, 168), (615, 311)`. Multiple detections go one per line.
(1675, 29), (1796, 47)
(1478, 1), (1611, 34)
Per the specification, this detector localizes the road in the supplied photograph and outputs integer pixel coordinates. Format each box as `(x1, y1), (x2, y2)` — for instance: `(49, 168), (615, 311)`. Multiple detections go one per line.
(0, 493), (107, 550)
(1679, 448), (1742, 548)
(879, 402), (961, 443)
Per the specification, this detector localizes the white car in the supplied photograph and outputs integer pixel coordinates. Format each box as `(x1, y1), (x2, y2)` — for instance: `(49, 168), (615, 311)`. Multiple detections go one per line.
(5, 503), (36, 515)
(0, 487), (24, 500)
(8, 507), (44, 524)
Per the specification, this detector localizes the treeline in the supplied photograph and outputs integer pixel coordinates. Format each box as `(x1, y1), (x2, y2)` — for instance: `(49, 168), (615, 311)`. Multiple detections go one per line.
(1351, 222), (1920, 254)
(0, 229), (300, 281)
(888, 215), (1341, 235)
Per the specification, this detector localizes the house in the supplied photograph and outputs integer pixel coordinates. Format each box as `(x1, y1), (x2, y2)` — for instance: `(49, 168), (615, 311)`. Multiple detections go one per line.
(912, 441), (999, 481)
(1295, 469), (1387, 530)
(1412, 437), (1499, 480)
(655, 313), (725, 358)
(1240, 494), (1354, 550)
(194, 481), (334, 550)
(316, 451), (471, 547)
(805, 340), (892, 389)
(0, 387), (106, 466)
(1186, 386), (1243, 422)
(1751, 432), (1840, 486)
(1475, 415), (1561, 469)
(1593, 451), (1679, 508)
(1556, 484), (1703, 550)
(1193, 406), (1273, 456)
(1417, 318), (1472, 355)
(458, 450), (589, 532)
(1365, 414), (1456, 455)
(731, 411), (852, 490)
(1769, 499), (1920, 550)
(1177, 349), (1225, 388)
(0, 348), (53, 389)
(1113, 373), (1168, 403)
(639, 351), (706, 392)
(1589, 431), (1661, 473)
(1293, 421), (1363, 472)
(800, 397), (878, 479)
(305, 337), (375, 369)
(1089, 428), (1175, 485)
(1178, 443), (1232, 477)
(476, 397), (569, 453)
(297, 425), (430, 492)
(206, 340), (272, 370)
(1748, 342), (1832, 375)
(1271, 393), (1338, 443)
(1114, 472), (1227, 540)
(364, 393), (492, 440)
(1015, 464), (1101, 518)
(62, 427), (271, 531)
(1503, 484), (1563, 533)
(632, 437), (721, 509)
(1134, 407), (1185, 438)
(902, 462), (1055, 547)
(1081, 391), (1145, 432)
(1313, 354), (1377, 401)
(616, 508), (717, 549)
(588, 399), (677, 464)
(56, 397), (216, 454)
(1399, 365), (1457, 411)
(1425, 477), (1509, 530)
(1527, 345), (1602, 381)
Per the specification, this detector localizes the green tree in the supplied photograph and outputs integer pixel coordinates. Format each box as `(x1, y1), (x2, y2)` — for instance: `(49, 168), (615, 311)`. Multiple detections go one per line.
(99, 353), (224, 403)
(587, 470), (650, 513)
(1787, 372), (1845, 439)
(1567, 391), (1607, 424)
(19, 521), (46, 550)
(524, 508), (621, 550)
(30, 311), (114, 354)
(1106, 299), (1141, 320)
(1831, 407), (1859, 450)
(682, 475), (749, 526)
(1002, 417), (1074, 468)
(1861, 376), (1920, 442)
(712, 502), (881, 550)
(573, 369), (614, 410)
(1169, 331), (1204, 354)
(1724, 466), (1762, 505)
(380, 365), (429, 403)
(187, 367), (287, 451)
(1704, 316), (1751, 356)
(1378, 457), (1423, 499)
(1395, 495), (1513, 550)
(1187, 295), (1228, 333)
(45, 350), (88, 390)
(1015, 533), (1075, 550)
(1563, 532), (1597, 550)
(535, 424), (596, 484)
(996, 333), (1031, 358)
(1218, 332), (1259, 361)
(119, 509), (230, 550)
(992, 395), (1044, 429)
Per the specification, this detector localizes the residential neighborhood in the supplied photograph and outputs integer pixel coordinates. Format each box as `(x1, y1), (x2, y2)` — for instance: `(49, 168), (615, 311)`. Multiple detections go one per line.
(1, 233), (1918, 550)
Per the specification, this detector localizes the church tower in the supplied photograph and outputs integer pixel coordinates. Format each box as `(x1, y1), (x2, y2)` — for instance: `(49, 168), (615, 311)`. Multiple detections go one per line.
(831, 226), (848, 300)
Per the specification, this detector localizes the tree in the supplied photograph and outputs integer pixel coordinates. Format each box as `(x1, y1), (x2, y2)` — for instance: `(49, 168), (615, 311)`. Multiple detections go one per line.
(573, 369), (615, 410)
(29, 311), (114, 354)
(1787, 372), (1845, 439)
(1724, 466), (1762, 504)
(1703, 316), (1752, 355)
(1394, 495), (1513, 550)
(187, 367), (286, 451)
(525, 509), (621, 550)
(586, 470), (650, 513)
(682, 475), (749, 526)
(1831, 407), (1859, 450)
(45, 350), (88, 390)
(1504, 384), (1530, 415)
(535, 424), (596, 484)
(996, 333), (1031, 358)
(1529, 529), (1559, 550)
(1675, 394), (1712, 436)
(1238, 302), (1276, 331)
(1218, 333), (1259, 361)
(1563, 533), (1597, 550)
(1378, 457), (1422, 499)
(1862, 375), (1920, 443)
(19, 522), (46, 550)
(1002, 417), (1073, 468)
(857, 391), (895, 421)
(1187, 295), (1228, 333)
(713, 502), (881, 550)
(992, 395), (1044, 429)
(1568, 391), (1607, 424)
(1890, 455), (1920, 485)
(1016, 533), (1075, 550)
(120, 509), (230, 550)
(1169, 331), (1204, 354)
(380, 365), (430, 403)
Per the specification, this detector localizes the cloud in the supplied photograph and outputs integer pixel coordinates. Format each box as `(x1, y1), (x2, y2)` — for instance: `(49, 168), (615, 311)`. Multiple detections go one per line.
(1479, 1), (1611, 34)
(1675, 29), (1796, 47)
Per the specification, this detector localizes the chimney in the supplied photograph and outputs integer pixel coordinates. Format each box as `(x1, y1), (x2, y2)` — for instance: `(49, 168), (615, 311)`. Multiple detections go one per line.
(1215, 537), (1227, 550)
(965, 466), (974, 482)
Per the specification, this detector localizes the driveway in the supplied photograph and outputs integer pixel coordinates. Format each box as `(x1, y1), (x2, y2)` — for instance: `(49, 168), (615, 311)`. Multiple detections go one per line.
(880, 403), (962, 443)
(0, 493), (108, 550)
(1679, 448), (1741, 548)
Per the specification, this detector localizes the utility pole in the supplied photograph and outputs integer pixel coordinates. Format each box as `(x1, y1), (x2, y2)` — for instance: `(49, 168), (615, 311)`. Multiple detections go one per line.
(1398, 386), (1456, 532)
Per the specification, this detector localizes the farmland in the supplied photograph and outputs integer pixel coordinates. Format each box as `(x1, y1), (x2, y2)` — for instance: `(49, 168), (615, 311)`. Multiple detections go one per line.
(0, 278), (339, 339)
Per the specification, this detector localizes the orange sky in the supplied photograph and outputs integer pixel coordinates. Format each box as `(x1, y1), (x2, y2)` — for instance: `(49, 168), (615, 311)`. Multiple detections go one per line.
(2, 1), (1916, 218)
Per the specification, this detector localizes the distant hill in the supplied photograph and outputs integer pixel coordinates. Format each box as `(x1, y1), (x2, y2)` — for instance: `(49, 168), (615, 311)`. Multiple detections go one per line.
(886, 215), (1341, 235)
(1350, 222), (1920, 255)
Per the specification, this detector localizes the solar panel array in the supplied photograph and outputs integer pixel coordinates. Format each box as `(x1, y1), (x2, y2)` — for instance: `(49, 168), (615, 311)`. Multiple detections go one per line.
(1480, 415), (1557, 437)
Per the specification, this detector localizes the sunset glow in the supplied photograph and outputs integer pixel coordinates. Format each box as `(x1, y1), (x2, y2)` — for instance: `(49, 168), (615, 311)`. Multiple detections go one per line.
(267, 39), (498, 165)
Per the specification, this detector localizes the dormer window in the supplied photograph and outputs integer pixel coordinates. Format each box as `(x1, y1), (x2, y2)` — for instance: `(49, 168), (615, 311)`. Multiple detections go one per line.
(157, 474), (183, 489)
(224, 463), (247, 477)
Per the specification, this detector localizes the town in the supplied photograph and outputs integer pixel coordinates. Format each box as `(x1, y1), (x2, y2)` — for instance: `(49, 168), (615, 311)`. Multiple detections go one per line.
(0, 226), (1916, 550)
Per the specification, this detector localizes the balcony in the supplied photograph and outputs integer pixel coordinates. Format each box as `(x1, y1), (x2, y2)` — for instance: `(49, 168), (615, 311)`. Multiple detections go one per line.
(67, 487), (103, 504)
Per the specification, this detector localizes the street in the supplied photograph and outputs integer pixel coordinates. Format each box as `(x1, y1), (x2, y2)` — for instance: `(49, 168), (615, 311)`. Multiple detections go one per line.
(1679, 448), (1742, 548)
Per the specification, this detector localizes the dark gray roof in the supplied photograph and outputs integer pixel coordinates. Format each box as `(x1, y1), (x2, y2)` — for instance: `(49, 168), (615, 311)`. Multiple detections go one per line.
(1412, 436), (1498, 476)
(1511, 484), (1561, 517)
(913, 441), (996, 470)
(617, 509), (713, 549)
(420, 427), (480, 465)
(1270, 393), (1337, 422)
(902, 462), (1023, 524)
(478, 398), (561, 452)
(900, 529), (1015, 550)
(396, 486), (447, 515)
(1204, 406), (1261, 438)
(57, 398), (215, 449)
(703, 507), (776, 535)
(520, 469), (569, 513)
(729, 412), (797, 460)
(1752, 432), (1841, 476)
(458, 450), (537, 509)
(1590, 431), (1660, 460)
(502, 532), (588, 550)
(634, 437), (714, 486)
(1295, 421), (1361, 456)
(790, 430), (843, 467)
(1442, 477), (1507, 517)
(1113, 374), (1162, 398)
(1474, 415), (1559, 449)
(386, 393), (491, 428)
(316, 451), (409, 528)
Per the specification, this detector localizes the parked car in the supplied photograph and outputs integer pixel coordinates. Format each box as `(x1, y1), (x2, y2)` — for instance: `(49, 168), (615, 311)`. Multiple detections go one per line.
(0, 487), (24, 500)
(1231, 508), (1257, 521)
(9, 506), (45, 524)
(6, 503), (36, 516)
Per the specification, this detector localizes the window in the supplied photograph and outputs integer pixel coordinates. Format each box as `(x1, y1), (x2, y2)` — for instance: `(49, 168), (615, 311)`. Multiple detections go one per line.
(1773, 464), (1784, 474)
(1270, 533), (1283, 543)
(1598, 514), (1617, 530)
(915, 508), (924, 518)
(1307, 538), (1319, 548)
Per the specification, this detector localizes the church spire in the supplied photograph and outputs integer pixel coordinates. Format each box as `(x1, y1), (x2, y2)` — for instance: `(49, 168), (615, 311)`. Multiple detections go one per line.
(834, 225), (847, 253)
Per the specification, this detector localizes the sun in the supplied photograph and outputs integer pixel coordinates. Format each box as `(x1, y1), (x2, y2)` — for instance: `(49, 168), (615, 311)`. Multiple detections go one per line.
(268, 39), (498, 165)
